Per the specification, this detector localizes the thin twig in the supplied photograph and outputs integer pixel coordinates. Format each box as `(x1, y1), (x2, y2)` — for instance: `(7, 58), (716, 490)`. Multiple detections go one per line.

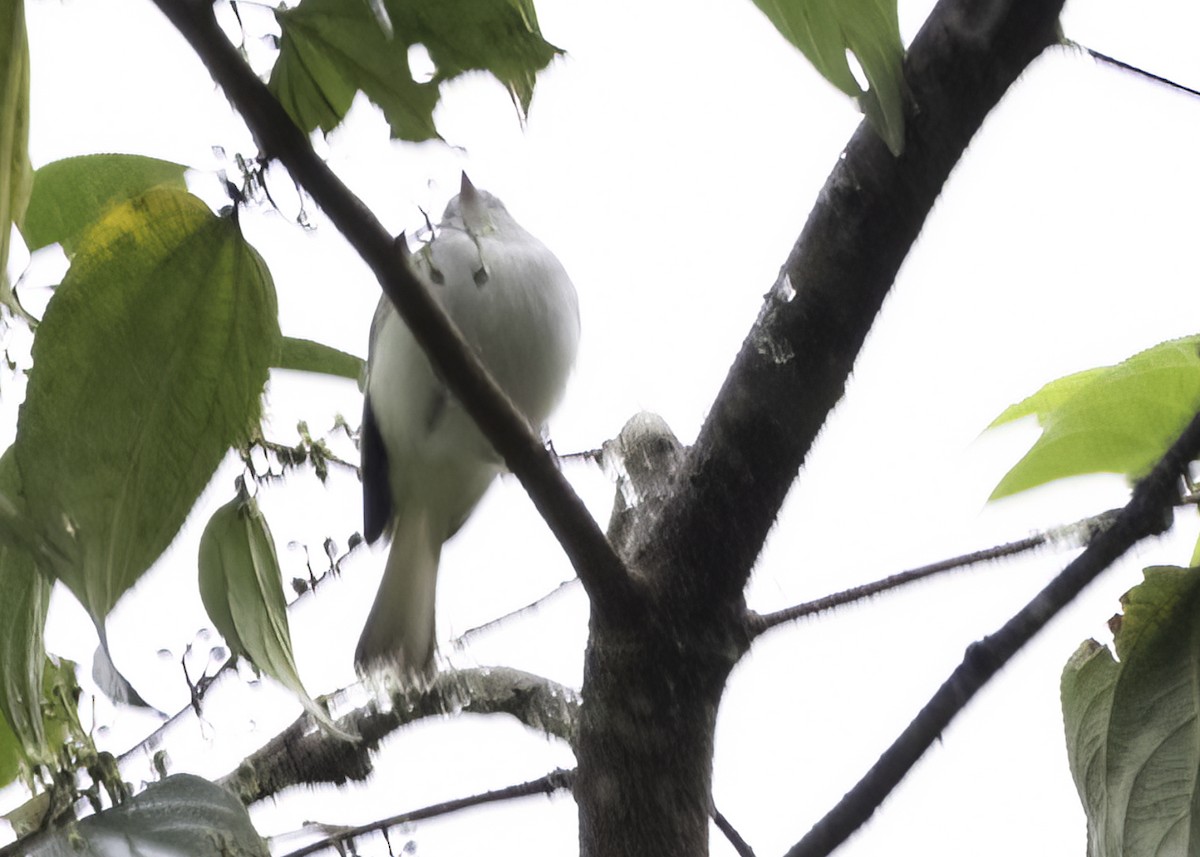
(784, 410), (1200, 857)
(748, 509), (1120, 636)
(114, 657), (236, 766)
(277, 768), (575, 857)
(451, 577), (580, 648)
(712, 806), (757, 857)
(1072, 42), (1200, 99)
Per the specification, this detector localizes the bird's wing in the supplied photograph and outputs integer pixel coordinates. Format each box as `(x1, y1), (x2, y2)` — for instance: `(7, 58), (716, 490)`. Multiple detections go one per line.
(362, 299), (396, 544)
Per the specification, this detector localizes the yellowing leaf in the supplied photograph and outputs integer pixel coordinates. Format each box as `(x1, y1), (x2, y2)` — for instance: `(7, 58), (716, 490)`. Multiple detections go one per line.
(1062, 566), (1200, 856)
(21, 154), (189, 256)
(749, 0), (906, 154)
(988, 337), (1200, 500)
(199, 492), (354, 741)
(269, 0), (560, 140)
(15, 188), (280, 625)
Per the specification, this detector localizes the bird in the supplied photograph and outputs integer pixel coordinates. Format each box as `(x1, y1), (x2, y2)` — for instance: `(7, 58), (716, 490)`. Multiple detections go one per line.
(355, 173), (580, 680)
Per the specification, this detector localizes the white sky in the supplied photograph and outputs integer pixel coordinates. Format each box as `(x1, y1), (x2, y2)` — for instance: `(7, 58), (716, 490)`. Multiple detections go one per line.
(5, 0), (1200, 855)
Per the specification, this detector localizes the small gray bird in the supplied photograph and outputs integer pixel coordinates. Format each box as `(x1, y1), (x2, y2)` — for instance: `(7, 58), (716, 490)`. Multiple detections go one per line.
(356, 174), (580, 679)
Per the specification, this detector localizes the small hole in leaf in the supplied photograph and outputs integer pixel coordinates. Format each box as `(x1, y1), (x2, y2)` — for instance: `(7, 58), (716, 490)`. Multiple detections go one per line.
(408, 43), (435, 83)
(845, 49), (869, 92)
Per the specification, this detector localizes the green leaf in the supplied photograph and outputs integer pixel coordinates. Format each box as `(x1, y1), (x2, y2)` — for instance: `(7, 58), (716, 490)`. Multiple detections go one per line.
(276, 335), (365, 383)
(15, 187), (280, 624)
(748, 0), (906, 154)
(21, 154), (189, 255)
(199, 492), (354, 741)
(269, 0), (560, 140)
(387, 0), (561, 116)
(16, 774), (269, 857)
(0, 714), (18, 788)
(1062, 566), (1200, 856)
(0, 656), (81, 791)
(988, 336), (1200, 500)
(1, 0), (32, 296)
(989, 366), (1112, 428)
(0, 447), (51, 770)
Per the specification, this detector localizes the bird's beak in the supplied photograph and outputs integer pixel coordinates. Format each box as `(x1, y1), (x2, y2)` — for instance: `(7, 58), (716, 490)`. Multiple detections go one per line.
(460, 171), (478, 199)
(458, 171), (491, 236)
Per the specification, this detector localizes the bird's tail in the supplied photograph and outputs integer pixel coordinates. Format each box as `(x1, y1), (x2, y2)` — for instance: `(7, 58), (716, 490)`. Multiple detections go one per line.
(354, 510), (440, 680)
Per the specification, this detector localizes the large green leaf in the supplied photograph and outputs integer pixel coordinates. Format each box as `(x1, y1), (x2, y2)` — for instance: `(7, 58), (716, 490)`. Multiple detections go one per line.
(1062, 566), (1200, 856)
(0, 0), (31, 297)
(20, 154), (189, 256)
(198, 491), (354, 740)
(269, 0), (560, 140)
(748, 0), (906, 154)
(989, 336), (1200, 500)
(16, 774), (269, 857)
(15, 187), (280, 624)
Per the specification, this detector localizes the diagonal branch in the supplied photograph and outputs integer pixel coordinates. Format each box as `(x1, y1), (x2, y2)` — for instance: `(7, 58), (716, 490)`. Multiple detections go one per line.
(1074, 43), (1200, 99)
(747, 509), (1121, 637)
(277, 768), (575, 857)
(218, 667), (579, 806)
(638, 0), (1067, 609)
(149, 0), (637, 623)
(711, 806), (757, 857)
(785, 409), (1200, 857)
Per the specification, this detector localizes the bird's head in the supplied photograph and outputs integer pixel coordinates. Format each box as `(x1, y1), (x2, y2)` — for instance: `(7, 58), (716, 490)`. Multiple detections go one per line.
(443, 172), (512, 237)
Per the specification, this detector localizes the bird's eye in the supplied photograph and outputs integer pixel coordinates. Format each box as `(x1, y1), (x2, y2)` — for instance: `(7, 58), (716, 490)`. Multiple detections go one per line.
(473, 266), (489, 287)
(429, 266), (445, 285)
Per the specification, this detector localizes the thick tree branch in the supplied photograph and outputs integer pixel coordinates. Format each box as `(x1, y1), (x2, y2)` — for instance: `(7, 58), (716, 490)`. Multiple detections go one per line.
(576, 1), (1068, 852)
(218, 667), (579, 806)
(786, 410), (1200, 857)
(747, 509), (1120, 637)
(278, 768), (575, 857)
(639, 0), (1068, 608)
(149, 0), (637, 623)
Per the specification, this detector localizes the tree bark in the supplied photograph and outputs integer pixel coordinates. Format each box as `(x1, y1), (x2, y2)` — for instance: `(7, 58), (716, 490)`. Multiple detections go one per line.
(574, 0), (1066, 854)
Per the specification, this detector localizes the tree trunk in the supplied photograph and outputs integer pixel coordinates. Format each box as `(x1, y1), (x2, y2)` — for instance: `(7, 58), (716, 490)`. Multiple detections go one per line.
(573, 0), (1065, 853)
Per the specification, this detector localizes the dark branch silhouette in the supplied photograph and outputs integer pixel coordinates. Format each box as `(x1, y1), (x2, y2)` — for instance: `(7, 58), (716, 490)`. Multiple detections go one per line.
(1074, 42), (1200, 99)
(712, 807), (757, 857)
(786, 410), (1200, 857)
(575, 0), (1070, 851)
(637, 0), (1069, 614)
(278, 768), (575, 857)
(748, 509), (1121, 636)
(218, 667), (579, 806)
(452, 576), (579, 648)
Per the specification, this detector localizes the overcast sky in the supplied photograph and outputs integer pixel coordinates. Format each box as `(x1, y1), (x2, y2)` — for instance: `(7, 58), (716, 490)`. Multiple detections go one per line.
(6, 0), (1200, 854)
